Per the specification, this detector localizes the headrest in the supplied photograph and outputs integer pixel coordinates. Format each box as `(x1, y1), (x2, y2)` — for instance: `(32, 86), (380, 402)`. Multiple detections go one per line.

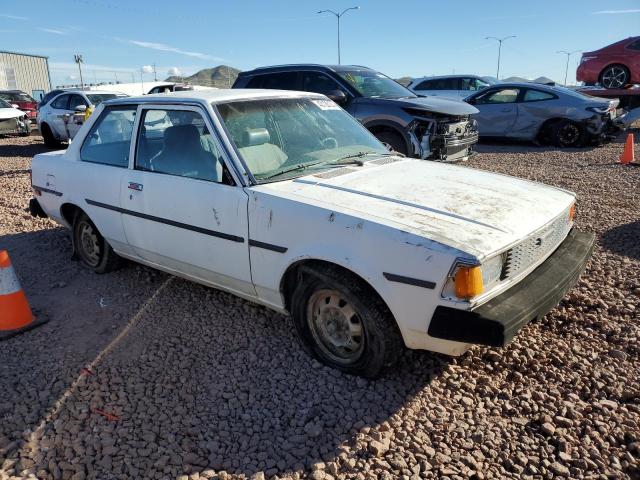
(243, 128), (270, 147)
(164, 124), (200, 147)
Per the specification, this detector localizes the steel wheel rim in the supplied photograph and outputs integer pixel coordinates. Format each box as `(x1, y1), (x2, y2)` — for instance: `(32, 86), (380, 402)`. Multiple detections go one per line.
(602, 67), (626, 88)
(307, 289), (365, 365)
(79, 221), (101, 267)
(558, 123), (580, 145)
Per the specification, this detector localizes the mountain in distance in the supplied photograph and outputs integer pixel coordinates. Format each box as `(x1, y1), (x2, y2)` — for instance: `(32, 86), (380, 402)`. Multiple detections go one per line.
(166, 65), (241, 88)
(395, 76), (413, 86)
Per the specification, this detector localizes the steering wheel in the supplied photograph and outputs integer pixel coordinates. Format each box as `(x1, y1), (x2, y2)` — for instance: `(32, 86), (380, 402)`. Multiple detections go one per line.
(321, 137), (338, 149)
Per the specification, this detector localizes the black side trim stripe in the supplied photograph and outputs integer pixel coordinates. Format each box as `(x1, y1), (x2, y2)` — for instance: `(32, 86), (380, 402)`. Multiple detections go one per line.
(248, 239), (288, 253)
(33, 185), (62, 197)
(383, 272), (436, 290)
(85, 199), (244, 243)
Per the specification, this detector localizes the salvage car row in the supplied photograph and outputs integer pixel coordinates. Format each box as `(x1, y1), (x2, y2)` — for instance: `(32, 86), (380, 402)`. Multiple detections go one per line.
(29, 88), (596, 378)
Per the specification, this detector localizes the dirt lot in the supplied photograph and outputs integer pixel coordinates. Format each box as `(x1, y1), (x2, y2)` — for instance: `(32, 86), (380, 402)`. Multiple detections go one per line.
(0, 133), (638, 480)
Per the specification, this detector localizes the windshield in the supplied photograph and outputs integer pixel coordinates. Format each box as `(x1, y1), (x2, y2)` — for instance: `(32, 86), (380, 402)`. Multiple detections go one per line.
(86, 93), (122, 105)
(336, 69), (416, 99)
(0, 92), (34, 103)
(217, 97), (389, 183)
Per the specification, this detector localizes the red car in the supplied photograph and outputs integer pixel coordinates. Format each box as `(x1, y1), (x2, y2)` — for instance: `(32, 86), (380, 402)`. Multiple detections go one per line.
(0, 90), (38, 121)
(577, 37), (640, 89)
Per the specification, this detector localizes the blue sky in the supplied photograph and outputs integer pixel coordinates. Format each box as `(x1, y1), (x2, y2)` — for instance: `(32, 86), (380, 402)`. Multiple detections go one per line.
(1, 0), (639, 87)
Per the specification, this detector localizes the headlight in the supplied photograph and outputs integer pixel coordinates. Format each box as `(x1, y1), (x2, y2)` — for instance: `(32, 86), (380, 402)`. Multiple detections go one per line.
(443, 254), (505, 301)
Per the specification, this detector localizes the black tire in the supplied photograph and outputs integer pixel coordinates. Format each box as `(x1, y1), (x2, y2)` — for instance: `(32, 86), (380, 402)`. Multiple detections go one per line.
(552, 120), (585, 148)
(599, 64), (630, 89)
(72, 212), (121, 274)
(41, 123), (61, 148)
(290, 264), (404, 378)
(373, 129), (408, 156)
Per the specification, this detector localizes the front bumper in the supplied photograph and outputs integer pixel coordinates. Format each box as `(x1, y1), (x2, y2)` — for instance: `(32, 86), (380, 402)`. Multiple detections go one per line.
(427, 229), (595, 347)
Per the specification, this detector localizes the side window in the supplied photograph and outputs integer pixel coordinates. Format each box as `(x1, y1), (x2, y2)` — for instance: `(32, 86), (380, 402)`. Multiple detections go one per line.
(51, 94), (69, 109)
(523, 89), (556, 102)
(245, 76), (264, 88)
(135, 109), (229, 184)
(69, 95), (87, 110)
(259, 72), (299, 90)
(302, 72), (341, 95)
(462, 78), (488, 91)
(626, 39), (640, 51)
(80, 106), (136, 167)
(475, 88), (520, 104)
(415, 80), (435, 90)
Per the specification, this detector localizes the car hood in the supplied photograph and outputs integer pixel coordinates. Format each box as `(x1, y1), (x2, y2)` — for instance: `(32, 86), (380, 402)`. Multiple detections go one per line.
(256, 159), (574, 258)
(368, 95), (479, 116)
(0, 108), (25, 120)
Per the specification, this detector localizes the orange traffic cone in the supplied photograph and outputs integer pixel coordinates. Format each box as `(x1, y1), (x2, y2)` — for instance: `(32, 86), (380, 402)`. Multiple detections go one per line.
(620, 133), (635, 165)
(0, 251), (47, 340)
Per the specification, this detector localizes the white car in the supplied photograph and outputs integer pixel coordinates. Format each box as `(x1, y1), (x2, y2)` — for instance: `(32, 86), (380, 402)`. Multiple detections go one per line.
(408, 75), (497, 99)
(37, 90), (127, 147)
(29, 90), (594, 378)
(0, 98), (30, 136)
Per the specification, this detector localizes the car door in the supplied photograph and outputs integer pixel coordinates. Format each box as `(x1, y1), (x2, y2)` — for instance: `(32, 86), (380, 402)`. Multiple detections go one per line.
(67, 94), (88, 140)
(75, 105), (138, 256)
(120, 105), (254, 296)
(48, 94), (72, 139)
(470, 87), (521, 136)
(512, 88), (559, 139)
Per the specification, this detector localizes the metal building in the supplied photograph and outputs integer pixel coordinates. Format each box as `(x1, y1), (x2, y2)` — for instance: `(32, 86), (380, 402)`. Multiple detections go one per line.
(0, 51), (51, 101)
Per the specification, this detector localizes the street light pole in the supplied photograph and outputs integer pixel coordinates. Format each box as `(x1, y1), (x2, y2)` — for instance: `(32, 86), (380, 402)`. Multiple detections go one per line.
(73, 54), (84, 89)
(485, 36), (516, 79)
(318, 6), (360, 64)
(557, 50), (580, 86)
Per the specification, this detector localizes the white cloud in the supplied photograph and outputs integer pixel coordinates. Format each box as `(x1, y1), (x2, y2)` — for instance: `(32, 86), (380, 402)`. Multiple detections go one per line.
(0, 14), (28, 21)
(38, 27), (69, 35)
(142, 65), (154, 74)
(167, 67), (182, 76)
(592, 9), (640, 14)
(128, 39), (222, 61)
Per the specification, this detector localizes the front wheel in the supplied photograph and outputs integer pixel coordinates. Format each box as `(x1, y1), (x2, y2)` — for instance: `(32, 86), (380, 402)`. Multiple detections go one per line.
(290, 265), (404, 378)
(552, 120), (585, 148)
(373, 130), (408, 156)
(72, 212), (121, 273)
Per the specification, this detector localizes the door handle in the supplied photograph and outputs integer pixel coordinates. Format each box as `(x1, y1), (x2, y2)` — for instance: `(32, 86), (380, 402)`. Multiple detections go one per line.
(128, 182), (143, 191)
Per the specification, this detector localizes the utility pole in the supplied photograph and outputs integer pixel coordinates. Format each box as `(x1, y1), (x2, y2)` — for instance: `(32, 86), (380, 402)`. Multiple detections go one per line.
(73, 54), (84, 89)
(317, 7), (360, 64)
(557, 50), (580, 86)
(485, 36), (516, 79)
(152, 63), (157, 81)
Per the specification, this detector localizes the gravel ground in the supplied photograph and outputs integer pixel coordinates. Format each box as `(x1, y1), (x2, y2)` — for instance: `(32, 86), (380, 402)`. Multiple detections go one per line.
(0, 133), (638, 480)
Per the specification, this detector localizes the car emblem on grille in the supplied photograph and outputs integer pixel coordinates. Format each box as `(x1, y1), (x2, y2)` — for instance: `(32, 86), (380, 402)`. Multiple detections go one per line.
(535, 237), (543, 247)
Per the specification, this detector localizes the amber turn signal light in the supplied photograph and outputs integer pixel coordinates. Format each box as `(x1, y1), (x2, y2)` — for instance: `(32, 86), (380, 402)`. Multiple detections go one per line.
(569, 204), (576, 222)
(454, 266), (484, 299)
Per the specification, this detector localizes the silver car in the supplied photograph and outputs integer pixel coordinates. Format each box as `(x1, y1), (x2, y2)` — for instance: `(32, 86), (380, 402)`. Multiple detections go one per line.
(464, 83), (623, 147)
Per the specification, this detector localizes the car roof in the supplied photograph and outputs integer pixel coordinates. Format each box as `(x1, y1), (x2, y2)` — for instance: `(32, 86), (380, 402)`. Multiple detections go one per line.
(412, 74), (487, 81)
(105, 88), (325, 106)
(238, 64), (373, 76)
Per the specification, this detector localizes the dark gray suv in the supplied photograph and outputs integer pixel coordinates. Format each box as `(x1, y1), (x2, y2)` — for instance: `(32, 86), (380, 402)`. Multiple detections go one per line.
(233, 64), (479, 161)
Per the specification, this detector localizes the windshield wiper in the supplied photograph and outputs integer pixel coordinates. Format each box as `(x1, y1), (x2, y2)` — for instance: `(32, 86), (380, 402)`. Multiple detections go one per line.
(329, 151), (395, 166)
(259, 160), (326, 181)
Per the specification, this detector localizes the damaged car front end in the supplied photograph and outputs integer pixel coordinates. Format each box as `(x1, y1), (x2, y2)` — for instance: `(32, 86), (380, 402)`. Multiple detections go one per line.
(406, 111), (479, 161)
(0, 98), (30, 136)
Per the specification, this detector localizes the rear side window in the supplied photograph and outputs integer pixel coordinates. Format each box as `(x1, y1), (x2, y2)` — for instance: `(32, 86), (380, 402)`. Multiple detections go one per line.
(417, 78), (458, 90)
(51, 95), (69, 109)
(523, 90), (556, 102)
(626, 39), (640, 51)
(80, 106), (136, 168)
(248, 72), (299, 90)
(302, 72), (341, 95)
(415, 80), (435, 90)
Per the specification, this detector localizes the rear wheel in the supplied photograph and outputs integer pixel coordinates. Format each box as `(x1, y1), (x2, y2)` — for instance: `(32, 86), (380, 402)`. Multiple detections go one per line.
(600, 65), (630, 89)
(290, 265), (404, 378)
(373, 129), (408, 156)
(41, 123), (61, 148)
(552, 120), (585, 148)
(72, 212), (121, 273)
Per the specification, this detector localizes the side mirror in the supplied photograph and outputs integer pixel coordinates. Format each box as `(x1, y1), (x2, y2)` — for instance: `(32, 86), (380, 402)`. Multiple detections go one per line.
(327, 90), (347, 104)
(11, 104), (19, 109)
(75, 105), (87, 112)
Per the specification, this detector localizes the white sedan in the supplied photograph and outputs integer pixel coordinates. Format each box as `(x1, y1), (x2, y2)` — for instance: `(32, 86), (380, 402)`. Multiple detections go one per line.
(29, 89), (594, 378)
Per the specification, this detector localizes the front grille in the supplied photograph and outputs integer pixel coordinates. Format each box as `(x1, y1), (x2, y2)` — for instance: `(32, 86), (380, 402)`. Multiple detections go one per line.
(501, 210), (572, 280)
